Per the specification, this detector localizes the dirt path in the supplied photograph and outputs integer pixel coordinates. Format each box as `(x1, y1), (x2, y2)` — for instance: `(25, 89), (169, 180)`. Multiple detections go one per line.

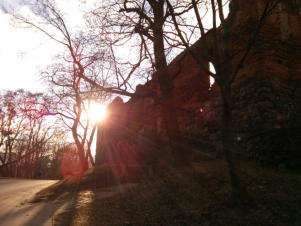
(0, 178), (69, 226)
(53, 183), (138, 225)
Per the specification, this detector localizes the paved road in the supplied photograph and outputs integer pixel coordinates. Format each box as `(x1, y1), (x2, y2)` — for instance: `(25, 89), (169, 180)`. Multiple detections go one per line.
(0, 178), (68, 226)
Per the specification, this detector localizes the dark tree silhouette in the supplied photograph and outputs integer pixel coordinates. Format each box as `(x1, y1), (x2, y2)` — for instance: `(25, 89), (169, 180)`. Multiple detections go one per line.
(167, 0), (280, 202)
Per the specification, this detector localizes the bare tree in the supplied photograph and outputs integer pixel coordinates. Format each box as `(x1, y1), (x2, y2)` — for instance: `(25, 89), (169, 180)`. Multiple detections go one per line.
(166, 0), (280, 202)
(14, 0), (137, 97)
(12, 0), (123, 173)
(0, 90), (67, 178)
(13, 0), (205, 167)
(14, 0), (181, 171)
(0, 90), (26, 175)
(89, 0), (203, 165)
(42, 61), (110, 173)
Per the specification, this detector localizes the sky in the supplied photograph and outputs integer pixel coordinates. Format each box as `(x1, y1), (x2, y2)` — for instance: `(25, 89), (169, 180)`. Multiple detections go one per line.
(0, 0), (100, 148)
(0, 0), (223, 152)
(0, 0), (53, 92)
(0, 0), (225, 93)
(0, 0), (95, 93)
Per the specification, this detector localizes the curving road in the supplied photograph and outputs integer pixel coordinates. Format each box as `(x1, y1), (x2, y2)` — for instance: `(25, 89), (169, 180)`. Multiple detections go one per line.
(0, 178), (68, 226)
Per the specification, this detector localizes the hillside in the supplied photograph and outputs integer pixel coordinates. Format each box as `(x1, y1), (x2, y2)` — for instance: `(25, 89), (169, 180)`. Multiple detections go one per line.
(33, 158), (301, 226)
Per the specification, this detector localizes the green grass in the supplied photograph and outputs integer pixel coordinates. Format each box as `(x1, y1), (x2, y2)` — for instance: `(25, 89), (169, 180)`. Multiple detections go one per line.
(34, 159), (301, 226)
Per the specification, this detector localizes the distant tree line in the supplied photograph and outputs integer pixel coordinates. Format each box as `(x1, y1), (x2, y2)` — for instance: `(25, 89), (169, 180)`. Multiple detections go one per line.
(0, 89), (68, 179)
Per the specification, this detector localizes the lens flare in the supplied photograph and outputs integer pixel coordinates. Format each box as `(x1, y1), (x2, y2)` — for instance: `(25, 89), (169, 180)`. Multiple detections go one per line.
(88, 102), (107, 124)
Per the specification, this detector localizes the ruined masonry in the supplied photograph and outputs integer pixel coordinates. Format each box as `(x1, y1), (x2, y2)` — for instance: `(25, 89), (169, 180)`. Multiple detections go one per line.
(96, 0), (301, 172)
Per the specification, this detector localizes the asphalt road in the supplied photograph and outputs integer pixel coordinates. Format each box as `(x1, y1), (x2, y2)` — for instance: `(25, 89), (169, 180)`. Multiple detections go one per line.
(0, 178), (67, 226)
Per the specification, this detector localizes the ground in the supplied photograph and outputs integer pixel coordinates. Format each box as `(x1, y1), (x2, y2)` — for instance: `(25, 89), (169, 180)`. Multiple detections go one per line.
(32, 158), (301, 226)
(0, 178), (59, 226)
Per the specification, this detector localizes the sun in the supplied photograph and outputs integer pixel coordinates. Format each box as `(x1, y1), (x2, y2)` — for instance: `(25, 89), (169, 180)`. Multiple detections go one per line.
(88, 102), (107, 124)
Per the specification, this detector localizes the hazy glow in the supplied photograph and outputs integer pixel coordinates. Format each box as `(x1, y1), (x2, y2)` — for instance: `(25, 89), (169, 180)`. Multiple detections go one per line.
(88, 102), (107, 124)
(0, 0), (92, 92)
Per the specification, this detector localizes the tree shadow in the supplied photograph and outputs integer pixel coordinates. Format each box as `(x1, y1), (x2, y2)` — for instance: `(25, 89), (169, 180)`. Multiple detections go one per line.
(53, 195), (80, 226)
(23, 200), (69, 226)
(0, 198), (69, 226)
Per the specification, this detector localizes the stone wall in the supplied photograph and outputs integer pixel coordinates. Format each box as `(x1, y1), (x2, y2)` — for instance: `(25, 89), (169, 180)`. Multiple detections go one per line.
(230, 0), (301, 165)
(98, 0), (301, 168)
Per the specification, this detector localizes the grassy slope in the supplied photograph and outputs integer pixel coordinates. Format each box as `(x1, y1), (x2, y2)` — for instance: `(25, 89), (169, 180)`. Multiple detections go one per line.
(34, 159), (301, 226)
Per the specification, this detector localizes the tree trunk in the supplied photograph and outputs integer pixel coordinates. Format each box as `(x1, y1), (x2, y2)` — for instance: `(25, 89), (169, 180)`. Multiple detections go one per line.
(95, 124), (105, 166)
(72, 115), (89, 174)
(78, 146), (88, 174)
(220, 85), (247, 203)
(152, 2), (186, 166)
(157, 69), (186, 166)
